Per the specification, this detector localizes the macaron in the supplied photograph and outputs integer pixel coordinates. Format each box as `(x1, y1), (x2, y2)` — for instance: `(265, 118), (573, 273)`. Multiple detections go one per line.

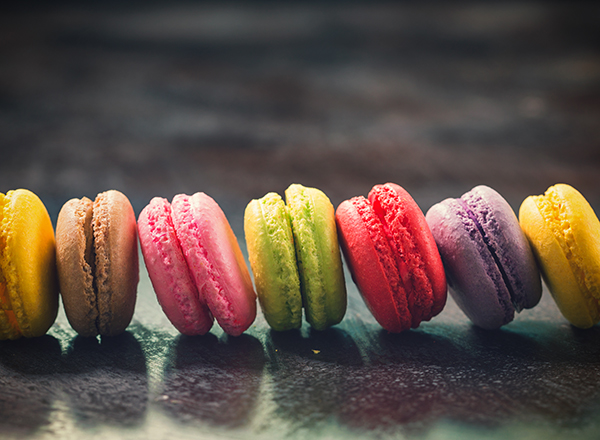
(426, 185), (542, 329)
(335, 183), (447, 333)
(138, 192), (256, 336)
(0, 189), (58, 340)
(244, 183), (346, 331)
(56, 190), (139, 337)
(519, 183), (600, 329)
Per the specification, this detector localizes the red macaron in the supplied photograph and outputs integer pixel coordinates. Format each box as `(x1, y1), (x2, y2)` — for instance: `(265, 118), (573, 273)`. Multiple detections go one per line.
(335, 183), (447, 332)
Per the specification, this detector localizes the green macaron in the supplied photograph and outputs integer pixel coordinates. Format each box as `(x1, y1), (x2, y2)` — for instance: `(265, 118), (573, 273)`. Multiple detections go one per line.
(244, 192), (302, 331)
(244, 184), (347, 331)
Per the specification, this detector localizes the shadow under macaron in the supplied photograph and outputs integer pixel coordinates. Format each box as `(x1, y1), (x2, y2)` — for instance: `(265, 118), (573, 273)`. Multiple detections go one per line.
(61, 331), (148, 427)
(0, 335), (62, 436)
(337, 322), (600, 435)
(159, 332), (265, 428)
(263, 327), (362, 430)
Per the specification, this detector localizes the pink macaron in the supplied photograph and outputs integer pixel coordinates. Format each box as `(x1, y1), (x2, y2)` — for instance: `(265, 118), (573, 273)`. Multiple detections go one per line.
(138, 193), (257, 336)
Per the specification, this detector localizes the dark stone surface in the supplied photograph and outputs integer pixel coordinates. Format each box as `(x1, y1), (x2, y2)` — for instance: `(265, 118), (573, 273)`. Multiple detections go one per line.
(0, 1), (599, 439)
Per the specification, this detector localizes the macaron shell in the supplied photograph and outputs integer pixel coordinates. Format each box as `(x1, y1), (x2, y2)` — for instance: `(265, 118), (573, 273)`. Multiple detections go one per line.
(0, 189), (58, 339)
(171, 193), (256, 336)
(55, 197), (98, 337)
(368, 183), (447, 324)
(244, 193), (302, 331)
(463, 186), (542, 311)
(92, 190), (139, 336)
(138, 197), (213, 335)
(426, 198), (513, 329)
(285, 184), (346, 331)
(519, 184), (600, 328)
(336, 197), (412, 332)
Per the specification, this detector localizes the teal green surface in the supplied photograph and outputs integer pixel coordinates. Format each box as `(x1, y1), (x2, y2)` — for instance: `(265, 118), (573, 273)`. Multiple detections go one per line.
(2, 275), (599, 440)
(244, 193), (302, 331)
(285, 184), (347, 331)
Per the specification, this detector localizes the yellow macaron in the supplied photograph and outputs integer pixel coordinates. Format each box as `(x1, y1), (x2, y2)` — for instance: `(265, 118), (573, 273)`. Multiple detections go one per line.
(519, 183), (600, 328)
(0, 189), (59, 339)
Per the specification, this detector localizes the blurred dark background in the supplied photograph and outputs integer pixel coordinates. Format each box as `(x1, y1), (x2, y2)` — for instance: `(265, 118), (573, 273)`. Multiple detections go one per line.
(1, 0), (599, 225)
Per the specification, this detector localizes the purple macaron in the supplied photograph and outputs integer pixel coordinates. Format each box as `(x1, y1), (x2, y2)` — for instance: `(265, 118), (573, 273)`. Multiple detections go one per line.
(425, 185), (541, 329)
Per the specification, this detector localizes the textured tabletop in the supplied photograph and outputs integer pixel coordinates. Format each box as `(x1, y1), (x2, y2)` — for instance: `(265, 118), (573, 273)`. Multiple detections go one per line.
(0, 1), (599, 439)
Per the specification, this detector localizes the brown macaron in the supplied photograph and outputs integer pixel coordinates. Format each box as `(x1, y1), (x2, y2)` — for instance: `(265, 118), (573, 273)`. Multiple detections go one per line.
(56, 190), (138, 337)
